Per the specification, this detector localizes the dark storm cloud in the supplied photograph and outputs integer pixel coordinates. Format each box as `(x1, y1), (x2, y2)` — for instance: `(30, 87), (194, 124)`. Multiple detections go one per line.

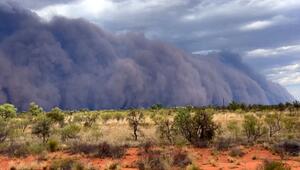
(0, 3), (293, 110)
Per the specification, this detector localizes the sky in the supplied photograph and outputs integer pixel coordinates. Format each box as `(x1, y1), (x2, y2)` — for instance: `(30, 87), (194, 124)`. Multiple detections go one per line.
(8, 0), (300, 100)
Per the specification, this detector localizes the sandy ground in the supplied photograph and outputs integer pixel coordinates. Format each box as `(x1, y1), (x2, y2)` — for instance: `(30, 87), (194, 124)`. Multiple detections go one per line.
(0, 146), (300, 170)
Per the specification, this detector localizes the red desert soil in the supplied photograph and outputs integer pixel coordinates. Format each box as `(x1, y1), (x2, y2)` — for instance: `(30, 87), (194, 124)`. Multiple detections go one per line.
(0, 146), (299, 170)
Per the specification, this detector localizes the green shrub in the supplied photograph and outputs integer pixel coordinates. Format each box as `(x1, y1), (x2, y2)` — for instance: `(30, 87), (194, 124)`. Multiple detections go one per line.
(0, 103), (17, 120)
(60, 124), (81, 141)
(47, 139), (59, 152)
(47, 107), (65, 126)
(32, 115), (52, 143)
(174, 110), (218, 147)
(186, 164), (200, 170)
(243, 114), (267, 143)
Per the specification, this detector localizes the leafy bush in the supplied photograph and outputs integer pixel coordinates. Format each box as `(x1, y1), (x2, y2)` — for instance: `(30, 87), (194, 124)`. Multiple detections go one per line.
(257, 160), (291, 170)
(186, 164), (200, 170)
(174, 110), (218, 147)
(60, 124), (81, 141)
(243, 114), (267, 143)
(28, 102), (44, 116)
(32, 115), (52, 143)
(47, 107), (65, 126)
(0, 103), (17, 120)
(105, 162), (121, 170)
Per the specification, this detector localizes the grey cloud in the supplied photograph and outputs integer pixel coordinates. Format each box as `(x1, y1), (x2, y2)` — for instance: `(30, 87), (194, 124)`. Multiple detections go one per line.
(0, 3), (294, 110)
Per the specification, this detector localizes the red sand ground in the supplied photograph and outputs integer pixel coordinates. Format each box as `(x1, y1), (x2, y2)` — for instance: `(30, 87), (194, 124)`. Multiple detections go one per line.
(0, 146), (299, 170)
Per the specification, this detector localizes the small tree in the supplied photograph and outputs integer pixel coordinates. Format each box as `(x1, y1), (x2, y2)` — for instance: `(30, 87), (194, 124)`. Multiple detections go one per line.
(264, 112), (283, 138)
(47, 107), (65, 126)
(32, 115), (52, 143)
(243, 114), (267, 143)
(174, 110), (218, 146)
(152, 111), (175, 144)
(28, 102), (44, 116)
(127, 110), (144, 141)
(0, 103), (17, 120)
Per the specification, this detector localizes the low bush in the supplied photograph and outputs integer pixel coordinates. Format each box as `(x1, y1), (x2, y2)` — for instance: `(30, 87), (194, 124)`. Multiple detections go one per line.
(97, 142), (126, 159)
(47, 139), (59, 152)
(186, 164), (200, 170)
(49, 158), (95, 170)
(273, 140), (300, 156)
(229, 147), (245, 157)
(137, 154), (170, 170)
(257, 159), (291, 170)
(105, 162), (121, 170)
(70, 142), (97, 155)
(171, 150), (192, 168)
(214, 137), (233, 151)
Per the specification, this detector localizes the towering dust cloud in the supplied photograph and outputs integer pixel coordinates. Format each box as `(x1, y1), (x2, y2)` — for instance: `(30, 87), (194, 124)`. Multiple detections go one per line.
(0, 3), (294, 110)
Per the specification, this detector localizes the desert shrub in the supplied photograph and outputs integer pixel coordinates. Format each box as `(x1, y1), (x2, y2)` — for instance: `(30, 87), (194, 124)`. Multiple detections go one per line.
(273, 140), (300, 156)
(227, 120), (241, 140)
(105, 162), (121, 170)
(229, 147), (245, 157)
(70, 142), (125, 158)
(47, 107), (65, 126)
(50, 158), (94, 170)
(47, 139), (59, 152)
(152, 111), (176, 144)
(257, 159), (291, 170)
(73, 111), (98, 127)
(0, 118), (9, 143)
(264, 113), (283, 138)
(243, 114), (267, 143)
(171, 150), (192, 168)
(0, 103), (17, 120)
(137, 154), (170, 170)
(283, 117), (300, 135)
(70, 142), (97, 155)
(214, 137), (233, 151)
(127, 110), (144, 141)
(186, 164), (200, 170)
(28, 143), (47, 155)
(28, 102), (44, 116)
(32, 115), (52, 143)
(174, 110), (218, 147)
(6, 143), (30, 157)
(60, 124), (81, 141)
(101, 112), (113, 123)
(97, 142), (126, 159)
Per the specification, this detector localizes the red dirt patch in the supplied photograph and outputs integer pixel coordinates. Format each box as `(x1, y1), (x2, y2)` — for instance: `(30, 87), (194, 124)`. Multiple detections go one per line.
(0, 146), (299, 170)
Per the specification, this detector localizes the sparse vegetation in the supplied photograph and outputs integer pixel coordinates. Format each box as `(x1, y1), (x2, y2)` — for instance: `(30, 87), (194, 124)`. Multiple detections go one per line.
(0, 102), (299, 169)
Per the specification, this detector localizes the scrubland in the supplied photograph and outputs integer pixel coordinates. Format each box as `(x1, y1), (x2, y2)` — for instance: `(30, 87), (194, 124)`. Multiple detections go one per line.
(0, 102), (300, 170)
